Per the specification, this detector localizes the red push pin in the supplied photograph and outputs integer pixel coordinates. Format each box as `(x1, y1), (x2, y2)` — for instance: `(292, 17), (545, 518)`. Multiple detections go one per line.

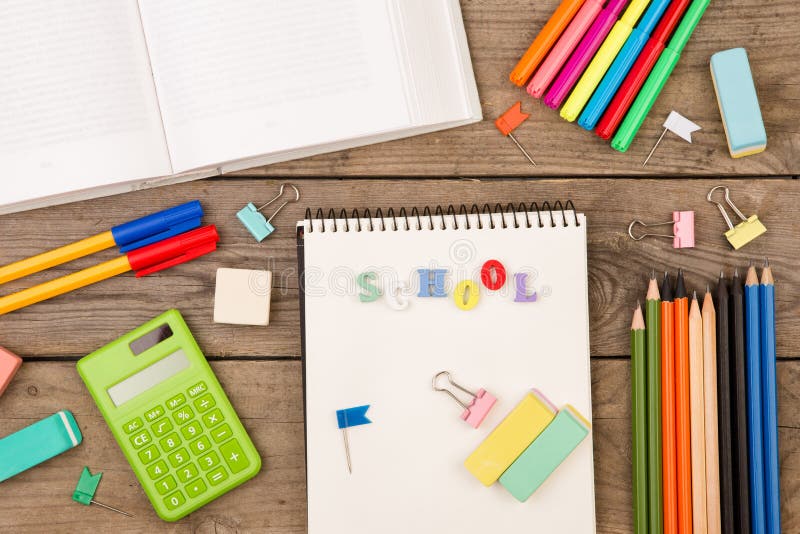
(495, 102), (536, 166)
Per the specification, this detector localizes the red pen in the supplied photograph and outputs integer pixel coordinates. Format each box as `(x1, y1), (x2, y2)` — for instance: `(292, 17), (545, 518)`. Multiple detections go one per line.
(0, 226), (219, 315)
(595, 0), (691, 139)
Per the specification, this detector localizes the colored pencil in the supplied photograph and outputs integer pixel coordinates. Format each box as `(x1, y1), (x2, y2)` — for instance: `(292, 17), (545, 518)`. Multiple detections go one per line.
(703, 289), (721, 534)
(632, 303), (648, 534)
(577, 0), (672, 130)
(527, 0), (605, 97)
(544, 0), (629, 109)
(731, 269), (752, 533)
(689, 292), (708, 533)
(745, 264), (766, 532)
(661, 273), (678, 534)
(760, 261), (781, 534)
(560, 0), (653, 122)
(716, 273), (736, 534)
(674, 269), (692, 532)
(510, 0), (588, 86)
(611, 0), (710, 152)
(595, 0), (690, 139)
(646, 275), (663, 534)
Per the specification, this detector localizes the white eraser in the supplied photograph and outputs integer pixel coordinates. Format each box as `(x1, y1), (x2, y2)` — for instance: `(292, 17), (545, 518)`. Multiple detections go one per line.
(214, 268), (272, 326)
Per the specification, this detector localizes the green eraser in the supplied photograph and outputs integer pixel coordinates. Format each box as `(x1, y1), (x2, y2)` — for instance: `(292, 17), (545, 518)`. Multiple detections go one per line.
(499, 405), (590, 502)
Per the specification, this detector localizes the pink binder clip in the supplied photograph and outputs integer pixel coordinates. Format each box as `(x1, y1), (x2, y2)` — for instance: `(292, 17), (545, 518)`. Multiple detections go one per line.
(628, 211), (695, 249)
(433, 371), (496, 429)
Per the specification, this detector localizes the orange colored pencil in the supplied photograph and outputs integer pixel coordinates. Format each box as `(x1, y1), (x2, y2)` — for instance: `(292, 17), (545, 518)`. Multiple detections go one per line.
(689, 292), (708, 533)
(509, 0), (588, 86)
(674, 269), (693, 532)
(661, 274), (677, 534)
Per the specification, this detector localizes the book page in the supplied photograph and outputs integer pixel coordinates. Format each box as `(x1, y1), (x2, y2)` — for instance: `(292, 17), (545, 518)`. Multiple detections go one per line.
(0, 0), (171, 208)
(138, 0), (413, 173)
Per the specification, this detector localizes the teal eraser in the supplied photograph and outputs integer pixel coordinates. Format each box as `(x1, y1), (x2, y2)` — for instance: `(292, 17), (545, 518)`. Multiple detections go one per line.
(710, 48), (767, 158)
(499, 405), (590, 502)
(0, 411), (83, 482)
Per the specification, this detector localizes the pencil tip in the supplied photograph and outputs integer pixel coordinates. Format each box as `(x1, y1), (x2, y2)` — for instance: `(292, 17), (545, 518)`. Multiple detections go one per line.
(651, 268), (655, 279)
(693, 290), (697, 300)
(720, 269), (725, 279)
(764, 257), (769, 267)
(706, 284), (710, 293)
(734, 267), (739, 276)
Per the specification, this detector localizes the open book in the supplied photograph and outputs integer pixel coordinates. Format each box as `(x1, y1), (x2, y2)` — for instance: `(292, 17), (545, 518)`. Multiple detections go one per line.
(0, 0), (481, 215)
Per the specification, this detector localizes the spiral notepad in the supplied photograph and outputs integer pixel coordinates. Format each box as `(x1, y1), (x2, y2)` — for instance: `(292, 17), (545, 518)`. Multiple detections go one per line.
(297, 202), (595, 534)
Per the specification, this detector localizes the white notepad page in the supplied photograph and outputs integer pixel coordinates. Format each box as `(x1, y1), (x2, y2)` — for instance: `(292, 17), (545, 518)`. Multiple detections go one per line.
(300, 207), (596, 534)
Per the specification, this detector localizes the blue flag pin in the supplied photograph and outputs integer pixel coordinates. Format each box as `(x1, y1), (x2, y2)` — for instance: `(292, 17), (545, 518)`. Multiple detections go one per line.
(336, 405), (372, 474)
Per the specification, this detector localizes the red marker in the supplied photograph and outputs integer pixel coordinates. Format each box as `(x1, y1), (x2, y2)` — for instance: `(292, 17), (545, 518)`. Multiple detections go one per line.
(495, 102), (536, 166)
(595, 0), (691, 140)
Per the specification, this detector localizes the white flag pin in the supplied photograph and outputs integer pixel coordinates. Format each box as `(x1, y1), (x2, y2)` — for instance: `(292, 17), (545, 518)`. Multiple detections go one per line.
(643, 111), (702, 166)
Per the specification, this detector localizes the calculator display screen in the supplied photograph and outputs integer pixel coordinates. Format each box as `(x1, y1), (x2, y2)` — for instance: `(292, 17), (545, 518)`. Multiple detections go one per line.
(107, 349), (191, 406)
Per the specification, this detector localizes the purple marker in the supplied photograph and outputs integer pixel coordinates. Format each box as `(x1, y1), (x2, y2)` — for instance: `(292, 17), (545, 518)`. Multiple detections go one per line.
(541, 0), (629, 109)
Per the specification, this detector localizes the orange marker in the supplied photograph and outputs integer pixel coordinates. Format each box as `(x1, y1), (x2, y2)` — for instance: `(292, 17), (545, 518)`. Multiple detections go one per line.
(495, 102), (536, 166)
(661, 273), (678, 534)
(510, 0), (588, 86)
(674, 269), (693, 532)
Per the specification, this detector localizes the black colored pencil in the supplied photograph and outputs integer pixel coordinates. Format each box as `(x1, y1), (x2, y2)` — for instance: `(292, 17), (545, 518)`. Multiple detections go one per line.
(716, 272), (735, 534)
(730, 269), (751, 533)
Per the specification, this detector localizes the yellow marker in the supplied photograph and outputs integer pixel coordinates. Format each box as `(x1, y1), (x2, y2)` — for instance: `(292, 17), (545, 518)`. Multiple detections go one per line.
(560, 0), (652, 122)
(0, 232), (115, 285)
(465, 390), (557, 486)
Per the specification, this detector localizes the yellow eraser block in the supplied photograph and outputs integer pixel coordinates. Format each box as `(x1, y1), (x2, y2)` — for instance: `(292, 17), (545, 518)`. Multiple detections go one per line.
(464, 389), (557, 486)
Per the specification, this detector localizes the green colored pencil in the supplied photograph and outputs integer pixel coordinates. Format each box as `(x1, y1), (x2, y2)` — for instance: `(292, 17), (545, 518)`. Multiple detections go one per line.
(646, 275), (663, 534)
(611, 0), (711, 152)
(632, 303), (648, 533)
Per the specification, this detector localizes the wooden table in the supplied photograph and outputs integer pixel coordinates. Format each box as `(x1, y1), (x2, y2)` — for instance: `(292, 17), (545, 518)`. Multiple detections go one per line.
(1, 1), (798, 532)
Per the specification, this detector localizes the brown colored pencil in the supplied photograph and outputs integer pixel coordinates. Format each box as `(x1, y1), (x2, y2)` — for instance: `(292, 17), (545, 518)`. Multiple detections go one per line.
(689, 292), (707, 533)
(703, 289), (721, 533)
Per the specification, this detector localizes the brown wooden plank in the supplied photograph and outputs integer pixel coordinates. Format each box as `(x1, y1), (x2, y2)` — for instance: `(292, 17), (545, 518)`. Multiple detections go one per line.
(0, 178), (797, 359)
(1, 359), (798, 533)
(231, 0), (800, 177)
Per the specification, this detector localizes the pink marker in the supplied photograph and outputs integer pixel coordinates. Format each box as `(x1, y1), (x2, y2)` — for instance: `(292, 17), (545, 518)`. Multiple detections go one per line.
(528, 0), (605, 98)
(544, 0), (629, 109)
(433, 371), (497, 429)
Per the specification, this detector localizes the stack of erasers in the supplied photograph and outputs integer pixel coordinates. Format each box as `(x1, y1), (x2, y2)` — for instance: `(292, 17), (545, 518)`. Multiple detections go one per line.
(464, 389), (590, 502)
(509, 0), (710, 152)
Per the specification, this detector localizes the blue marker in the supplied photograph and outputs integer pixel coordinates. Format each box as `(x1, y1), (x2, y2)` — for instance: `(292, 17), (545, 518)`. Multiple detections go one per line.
(578, 0), (673, 130)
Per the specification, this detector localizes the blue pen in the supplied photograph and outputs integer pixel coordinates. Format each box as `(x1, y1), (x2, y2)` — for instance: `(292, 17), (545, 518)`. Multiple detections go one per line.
(578, 0), (673, 130)
(0, 200), (203, 285)
(760, 262), (780, 534)
(745, 265), (766, 533)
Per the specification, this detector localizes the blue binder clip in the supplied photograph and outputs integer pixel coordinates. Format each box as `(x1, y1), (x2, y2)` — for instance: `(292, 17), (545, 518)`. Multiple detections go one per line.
(237, 183), (300, 242)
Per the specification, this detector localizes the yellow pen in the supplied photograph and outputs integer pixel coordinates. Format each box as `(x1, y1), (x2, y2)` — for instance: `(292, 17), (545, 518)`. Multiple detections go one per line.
(0, 201), (202, 285)
(560, 0), (652, 122)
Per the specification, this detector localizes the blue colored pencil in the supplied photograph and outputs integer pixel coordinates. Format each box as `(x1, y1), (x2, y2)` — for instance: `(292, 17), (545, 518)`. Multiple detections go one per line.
(745, 264), (766, 533)
(578, 0), (673, 130)
(760, 262), (780, 534)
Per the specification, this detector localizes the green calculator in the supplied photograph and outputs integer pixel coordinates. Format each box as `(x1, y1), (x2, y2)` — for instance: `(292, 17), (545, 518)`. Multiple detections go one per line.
(77, 309), (261, 521)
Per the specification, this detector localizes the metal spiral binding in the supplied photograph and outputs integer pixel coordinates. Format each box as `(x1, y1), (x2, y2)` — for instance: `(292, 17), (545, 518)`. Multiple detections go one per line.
(302, 201), (579, 233)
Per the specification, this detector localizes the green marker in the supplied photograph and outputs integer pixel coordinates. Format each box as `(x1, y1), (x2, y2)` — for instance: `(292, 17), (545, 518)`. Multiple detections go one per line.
(612, 0), (711, 152)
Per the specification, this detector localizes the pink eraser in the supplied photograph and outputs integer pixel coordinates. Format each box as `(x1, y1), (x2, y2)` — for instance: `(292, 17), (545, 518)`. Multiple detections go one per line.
(461, 389), (497, 429)
(0, 346), (22, 397)
(672, 211), (695, 249)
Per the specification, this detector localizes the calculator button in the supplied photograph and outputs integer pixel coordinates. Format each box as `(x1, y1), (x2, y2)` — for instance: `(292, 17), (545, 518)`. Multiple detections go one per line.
(156, 474), (177, 496)
(181, 421), (203, 440)
(177, 462), (199, 483)
(220, 439), (251, 474)
(130, 430), (152, 449)
(147, 460), (169, 480)
(207, 466), (229, 486)
(123, 417), (143, 434)
(167, 448), (190, 468)
(152, 418), (173, 437)
(164, 490), (186, 511)
(165, 393), (186, 410)
(198, 450), (221, 471)
(189, 436), (212, 456)
(185, 478), (208, 498)
(210, 424), (233, 443)
(202, 408), (224, 429)
(193, 393), (216, 413)
(159, 432), (182, 452)
(138, 444), (160, 464)
(187, 381), (207, 398)
(173, 406), (195, 425)
(144, 405), (165, 422)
